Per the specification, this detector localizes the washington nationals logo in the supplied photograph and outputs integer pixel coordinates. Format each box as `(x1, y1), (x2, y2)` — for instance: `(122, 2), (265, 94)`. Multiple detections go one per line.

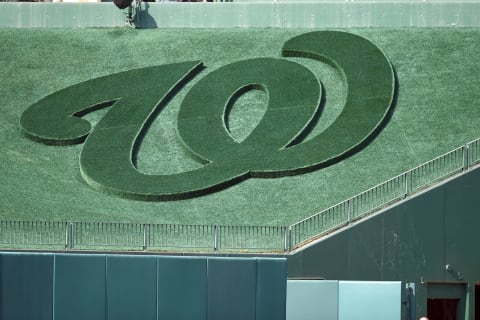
(20, 31), (395, 200)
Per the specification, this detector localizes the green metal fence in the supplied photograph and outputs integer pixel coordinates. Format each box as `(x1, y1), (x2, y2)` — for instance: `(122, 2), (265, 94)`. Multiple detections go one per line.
(1, 138), (480, 253)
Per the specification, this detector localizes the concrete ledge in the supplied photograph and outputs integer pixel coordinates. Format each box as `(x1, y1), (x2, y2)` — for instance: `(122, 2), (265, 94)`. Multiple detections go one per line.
(0, 3), (125, 28)
(1, 1), (480, 28)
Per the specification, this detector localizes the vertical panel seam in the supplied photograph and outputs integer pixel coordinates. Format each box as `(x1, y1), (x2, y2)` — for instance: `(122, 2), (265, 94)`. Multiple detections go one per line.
(443, 187), (447, 281)
(52, 254), (56, 320)
(381, 215), (384, 281)
(206, 257), (209, 320)
(337, 281), (340, 320)
(254, 258), (257, 320)
(156, 257), (159, 320)
(105, 255), (108, 320)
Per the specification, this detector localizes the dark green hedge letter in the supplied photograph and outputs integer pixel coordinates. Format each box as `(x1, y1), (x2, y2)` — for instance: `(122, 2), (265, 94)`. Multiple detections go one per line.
(20, 31), (395, 201)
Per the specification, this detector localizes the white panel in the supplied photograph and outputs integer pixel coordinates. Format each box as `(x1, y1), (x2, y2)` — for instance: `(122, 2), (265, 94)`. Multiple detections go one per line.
(338, 281), (401, 320)
(286, 280), (338, 320)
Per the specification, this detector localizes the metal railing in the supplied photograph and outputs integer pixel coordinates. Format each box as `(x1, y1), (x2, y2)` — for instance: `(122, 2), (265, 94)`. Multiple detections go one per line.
(0, 221), (289, 253)
(289, 138), (480, 249)
(1, 137), (480, 253)
(0, 221), (69, 250)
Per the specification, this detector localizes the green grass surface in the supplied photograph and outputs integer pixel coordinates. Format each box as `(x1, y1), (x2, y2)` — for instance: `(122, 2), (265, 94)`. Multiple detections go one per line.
(1, 28), (480, 227)
(19, 31), (393, 201)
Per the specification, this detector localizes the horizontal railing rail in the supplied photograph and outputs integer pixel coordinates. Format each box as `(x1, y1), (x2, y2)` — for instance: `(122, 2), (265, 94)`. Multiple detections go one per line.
(1, 137), (480, 253)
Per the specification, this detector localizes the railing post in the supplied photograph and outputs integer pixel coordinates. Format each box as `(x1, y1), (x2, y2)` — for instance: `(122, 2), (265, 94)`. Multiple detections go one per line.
(347, 199), (352, 224)
(65, 223), (70, 250)
(283, 226), (288, 252)
(66, 222), (75, 250)
(143, 224), (148, 251)
(463, 144), (470, 171)
(288, 226), (293, 251)
(404, 171), (410, 198)
(213, 225), (218, 252)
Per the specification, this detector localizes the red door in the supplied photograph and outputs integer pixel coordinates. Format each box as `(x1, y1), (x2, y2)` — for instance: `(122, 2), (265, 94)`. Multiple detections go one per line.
(427, 298), (458, 320)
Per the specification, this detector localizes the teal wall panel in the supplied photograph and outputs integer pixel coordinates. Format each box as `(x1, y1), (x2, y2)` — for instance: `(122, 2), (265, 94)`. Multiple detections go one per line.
(0, 254), (2, 318)
(54, 254), (106, 320)
(380, 206), (408, 281)
(106, 255), (157, 320)
(0, 253), (286, 320)
(338, 281), (401, 320)
(301, 231), (349, 279)
(256, 258), (287, 320)
(286, 280), (339, 320)
(348, 217), (383, 280)
(0, 253), (53, 320)
(289, 174), (452, 281)
(157, 256), (207, 320)
(207, 257), (257, 320)
(400, 189), (445, 281)
(444, 173), (480, 282)
(443, 173), (480, 319)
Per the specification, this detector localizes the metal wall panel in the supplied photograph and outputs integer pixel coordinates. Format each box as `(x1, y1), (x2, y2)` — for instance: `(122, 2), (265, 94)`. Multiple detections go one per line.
(444, 172), (480, 282)
(397, 189), (446, 281)
(300, 231), (349, 279)
(157, 256), (207, 320)
(256, 258), (287, 320)
(0, 253), (287, 320)
(207, 257), (257, 320)
(54, 254), (106, 320)
(0, 253), (54, 320)
(348, 217), (384, 280)
(106, 255), (158, 320)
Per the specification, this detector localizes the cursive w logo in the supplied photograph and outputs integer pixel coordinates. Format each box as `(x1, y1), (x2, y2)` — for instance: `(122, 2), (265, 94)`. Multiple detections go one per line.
(20, 31), (395, 201)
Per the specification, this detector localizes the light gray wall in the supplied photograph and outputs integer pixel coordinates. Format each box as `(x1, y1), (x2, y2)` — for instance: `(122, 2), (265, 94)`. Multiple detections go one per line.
(1, 1), (480, 28)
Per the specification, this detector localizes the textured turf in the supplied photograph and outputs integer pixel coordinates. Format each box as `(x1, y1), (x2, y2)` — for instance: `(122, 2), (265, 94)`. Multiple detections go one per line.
(19, 31), (393, 201)
(1, 28), (480, 226)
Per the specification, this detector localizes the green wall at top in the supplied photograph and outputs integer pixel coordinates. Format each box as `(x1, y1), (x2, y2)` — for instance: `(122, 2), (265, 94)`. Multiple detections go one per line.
(1, 2), (480, 28)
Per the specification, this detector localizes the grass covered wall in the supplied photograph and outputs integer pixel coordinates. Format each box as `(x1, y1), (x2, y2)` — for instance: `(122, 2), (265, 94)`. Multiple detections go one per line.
(1, 28), (480, 228)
